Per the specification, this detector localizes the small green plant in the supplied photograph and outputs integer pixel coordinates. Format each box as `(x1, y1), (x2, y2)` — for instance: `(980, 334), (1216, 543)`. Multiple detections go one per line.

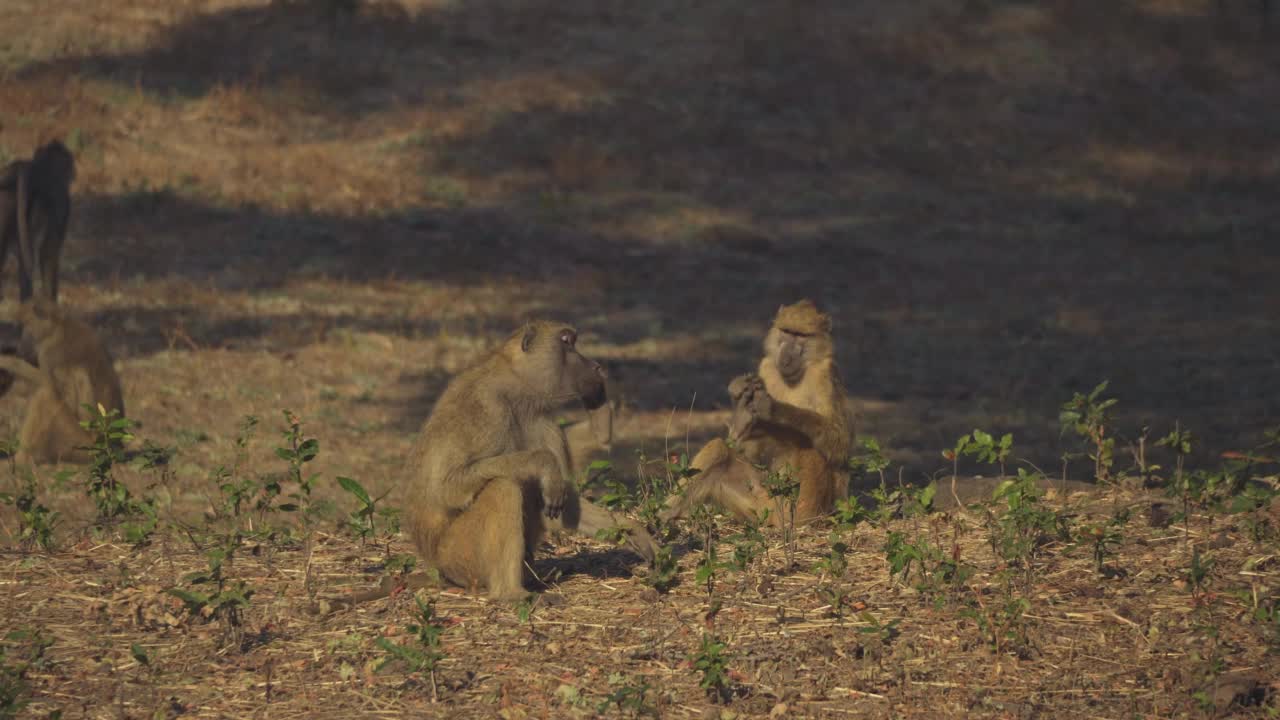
(883, 529), (973, 605)
(856, 610), (901, 646)
(952, 429), (1014, 478)
(726, 510), (768, 572)
(815, 530), (852, 617)
(645, 545), (679, 594)
(596, 672), (658, 717)
(815, 532), (849, 579)
(689, 632), (733, 704)
(80, 406), (136, 519)
(0, 628), (53, 719)
(1157, 424), (1195, 542)
(1060, 381), (1118, 483)
(625, 448), (696, 595)
(1250, 592), (1280, 653)
(336, 475), (395, 550)
(963, 592), (1034, 657)
(1081, 507), (1129, 575)
(128, 642), (156, 681)
(80, 407), (158, 544)
(691, 505), (727, 597)
(375, 592), (447, 701)
(849, 437), (891, 486)
(1, 473), (58, 552)
(276, 411), (323, 597)
(1187, 547), (1213, 603)
(763, 465), (801, 568)
(867, 477), (935, 526)
(580, 460), (631, 509)
(167, 541), (255, 650)
(986, 469), (1068, 593)
(832, 495), (868, 529)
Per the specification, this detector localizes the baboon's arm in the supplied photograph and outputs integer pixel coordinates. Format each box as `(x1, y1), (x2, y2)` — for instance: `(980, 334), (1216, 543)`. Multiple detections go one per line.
(0, 355), (42, 385)
(764, 401), (850, 463)
(439, 449), (558, 511)
(575, 500), (658, 563)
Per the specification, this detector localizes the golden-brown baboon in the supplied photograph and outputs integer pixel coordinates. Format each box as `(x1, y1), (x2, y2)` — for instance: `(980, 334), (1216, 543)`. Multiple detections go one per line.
(319, 321), (657, 609)
(0, 140), (76, 303)
(663, 299), (853, 527)
(0, 299), (124, 465)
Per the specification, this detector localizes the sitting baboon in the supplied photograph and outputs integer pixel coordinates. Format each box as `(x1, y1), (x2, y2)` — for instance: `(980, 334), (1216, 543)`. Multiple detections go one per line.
(0, 299), (124, 465)
(338, 321), (657, 605)
(663, 300), (853, 527)
(0, 140), (76, 303)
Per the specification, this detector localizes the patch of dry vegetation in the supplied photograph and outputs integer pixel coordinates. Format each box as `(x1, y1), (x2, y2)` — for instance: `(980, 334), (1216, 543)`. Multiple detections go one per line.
(0, 407), (1278, 718)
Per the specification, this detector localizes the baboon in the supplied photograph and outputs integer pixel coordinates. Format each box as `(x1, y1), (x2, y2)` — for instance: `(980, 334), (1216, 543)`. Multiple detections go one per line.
(0, 140), (76, 303)
(663, 300), (853, 527)
(0, 299), (124, 465)
(317, 321), (656, 610)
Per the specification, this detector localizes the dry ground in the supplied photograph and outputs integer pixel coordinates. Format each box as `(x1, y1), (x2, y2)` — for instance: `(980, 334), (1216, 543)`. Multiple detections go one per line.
(1, 0), (1279, 717)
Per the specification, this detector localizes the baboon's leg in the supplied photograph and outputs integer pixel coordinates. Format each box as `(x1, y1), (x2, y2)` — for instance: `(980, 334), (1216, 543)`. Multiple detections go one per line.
(0, 214), (12, 296)
(435, 479), (530, 601)
(37, 190), (69, 303)
(661, 438), (767, 524)
(793, 450), (842, 524)
(16, 386), (94, 466)
(14, 223), (33, 303)
(40, 221), (63, 303)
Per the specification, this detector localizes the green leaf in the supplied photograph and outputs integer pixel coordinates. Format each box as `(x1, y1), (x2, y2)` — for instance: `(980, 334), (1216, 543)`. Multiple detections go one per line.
(130, 643), (151, 666)
(336, 476), (371, 505)
(919, 481), (937, 510)
(166, 588), (210, 607)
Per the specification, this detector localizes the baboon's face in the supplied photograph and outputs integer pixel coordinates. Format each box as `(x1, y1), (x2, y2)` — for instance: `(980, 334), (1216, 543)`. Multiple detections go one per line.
(519, 322), (608, 410)
(768, 327), (809, 385)
(766, 324), (832, 386)
(764, 300), (834, 386)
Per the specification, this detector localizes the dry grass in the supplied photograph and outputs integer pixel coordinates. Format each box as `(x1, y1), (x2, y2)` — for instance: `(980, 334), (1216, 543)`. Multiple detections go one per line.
(2, 478), (1278, 718)
(2, 0), (1280, 716)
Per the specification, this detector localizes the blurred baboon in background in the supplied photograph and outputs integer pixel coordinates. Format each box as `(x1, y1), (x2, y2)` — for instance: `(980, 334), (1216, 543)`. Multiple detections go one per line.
(0, 299), (124, 465)
(0, 140), (76, 304)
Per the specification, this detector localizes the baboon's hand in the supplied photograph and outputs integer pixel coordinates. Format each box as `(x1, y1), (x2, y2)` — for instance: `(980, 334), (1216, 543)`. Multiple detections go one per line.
(728, 373), (758, 403)
(745, 382), (774, 422)
(728, 374), (767, 441)
(540, 471), (572, 520)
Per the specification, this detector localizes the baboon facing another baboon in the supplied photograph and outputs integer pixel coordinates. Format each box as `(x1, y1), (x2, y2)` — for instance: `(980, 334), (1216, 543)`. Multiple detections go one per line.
(0, 140), (76, 304)
(663, 299), (853, 528)
(0, 299), (124, 465)
(395, 320), (656, 602)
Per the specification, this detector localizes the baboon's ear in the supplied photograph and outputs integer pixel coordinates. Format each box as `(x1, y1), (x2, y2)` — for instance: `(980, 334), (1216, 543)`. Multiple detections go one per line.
(521, 324), (537, 353)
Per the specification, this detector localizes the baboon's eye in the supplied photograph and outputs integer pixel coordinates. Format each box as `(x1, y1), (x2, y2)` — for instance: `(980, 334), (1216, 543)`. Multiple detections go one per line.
(560, 330), (576, 346)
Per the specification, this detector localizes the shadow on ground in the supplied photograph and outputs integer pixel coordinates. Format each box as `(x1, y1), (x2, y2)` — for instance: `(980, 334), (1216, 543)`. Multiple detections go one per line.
(5, 0), (1279, 476)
